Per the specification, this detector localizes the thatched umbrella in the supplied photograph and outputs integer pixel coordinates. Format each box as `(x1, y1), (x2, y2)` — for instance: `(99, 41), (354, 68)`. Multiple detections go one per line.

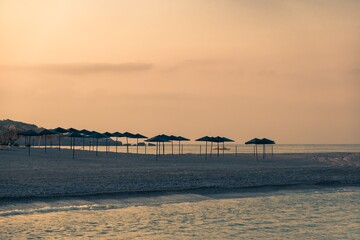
(167, 135), (178, 155)
(18, 130), (39, 156)
(67, 131), (83, 159)
(66, 128), (80, 149)
(89, 131), (106, 156)
(52, 127), (68, 151)
(212, 136), (224, 157)
(39, 129), (57, 153)
(79, 129), (92, 150)
(112, 132), (123, 153)
(260, 138), (276, 159)
(67, 128), (79, 133)
(221, 137), (235, 157)
(122, 132), (136, 154)
(152, 134), (169, 155)
(245, 138), (262, 160)
(103, 132), (114, 154)
(176, 136), (190, 155)
(146, 135), (170, 160)
(195, 136), (212, 159)
(133, 133), (148, 154)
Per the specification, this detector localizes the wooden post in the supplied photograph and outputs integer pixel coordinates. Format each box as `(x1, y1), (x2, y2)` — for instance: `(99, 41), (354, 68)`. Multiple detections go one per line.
(136, 138), (139, 154)
(263, 144), (265, 159)
(72, 137), (75, 159)
(255, 144), (258, 160)
(222, 142), (225, 157)
(126, 137), (129, 154)
(205, 141), (208, 160)
(96, 138), (99, 156)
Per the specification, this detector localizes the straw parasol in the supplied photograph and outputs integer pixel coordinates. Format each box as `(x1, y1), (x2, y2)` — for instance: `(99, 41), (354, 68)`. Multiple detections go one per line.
(176, 136), (190, 155)
(260, 138), (276, 159)
(195, 136), (212, 159)
(103, 132), (114, 154)
(67, 131), (83, 159)
(133, 133), (148, 154)
(146, 135), (170, 160)
(79, 129), (92, 150)
(39, 129), (57, 153)
(18, 130), (39, 156)
(211, 136), (224, 157)
(112, 132), (123, 153)
(245, 138), (262, 160)
(89, 131), (106, 156)
(52, 127), (68, 151)
(122, 132), (136, 154)
(167, 135), (179, 155)
(220, 137), (234, 157)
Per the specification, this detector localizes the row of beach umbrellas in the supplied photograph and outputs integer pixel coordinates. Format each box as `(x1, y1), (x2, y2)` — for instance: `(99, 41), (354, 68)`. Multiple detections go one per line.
(18, 128), (148, 158)
(18, 128), (275, 160)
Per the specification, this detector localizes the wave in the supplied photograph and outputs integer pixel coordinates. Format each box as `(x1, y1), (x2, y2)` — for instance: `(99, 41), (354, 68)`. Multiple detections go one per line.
(1, 183), (359, 217)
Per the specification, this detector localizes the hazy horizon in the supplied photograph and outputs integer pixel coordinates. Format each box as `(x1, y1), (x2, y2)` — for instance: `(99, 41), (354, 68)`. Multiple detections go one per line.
(1, 0), (359, 144)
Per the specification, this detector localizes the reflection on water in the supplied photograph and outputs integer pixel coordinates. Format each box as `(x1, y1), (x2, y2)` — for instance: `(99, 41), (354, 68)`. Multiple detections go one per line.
(0, 188), (359, 239)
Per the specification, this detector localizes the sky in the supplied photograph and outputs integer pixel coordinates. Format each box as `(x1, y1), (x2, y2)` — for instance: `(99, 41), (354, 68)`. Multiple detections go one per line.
(0, 0), (359, 143)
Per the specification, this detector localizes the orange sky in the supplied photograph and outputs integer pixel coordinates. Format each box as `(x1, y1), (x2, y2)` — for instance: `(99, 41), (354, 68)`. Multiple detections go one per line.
(0, 0), (359, 143)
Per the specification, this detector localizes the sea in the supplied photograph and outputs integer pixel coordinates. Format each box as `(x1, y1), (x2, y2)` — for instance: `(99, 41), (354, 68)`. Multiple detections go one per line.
(37, 143), (360, 155)
(0, 187), (359, 239)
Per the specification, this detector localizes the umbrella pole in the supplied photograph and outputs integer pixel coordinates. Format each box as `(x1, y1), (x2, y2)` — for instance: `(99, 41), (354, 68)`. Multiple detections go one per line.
(272, 145), (273, 157)
(178, 141), (181, 155)
(126, 137), (129, 154)
(263, 144), (265, 159)
(172, 141), (174, 155)
(205, 141), (208, 160)
(145, 144), (147, 155)
(58, 134), (61, 151)
(45, 135), (47, 153)
(72, 137), (75, 159)
(96, 138), (99, 156)
(200, 145), (201, 155)
(217, 142), (219, 157)
(106, 139), (108, 155)
(116, 137), (118, 153)
(162, 142), (165, 155)
(28, 136), (31, 156)
(182, 144), (183, 155)
(156, 142), (158, 161)
(235, 145), (237, 156)
(223, 142), (225, 157)
(210, 142), (213, 158)
(256, 144), (258, 160)
(137, 138), (139, 154)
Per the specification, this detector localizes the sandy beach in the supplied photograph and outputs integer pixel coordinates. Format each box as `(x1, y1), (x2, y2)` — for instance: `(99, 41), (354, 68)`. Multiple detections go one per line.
(0, 147), (359, 201)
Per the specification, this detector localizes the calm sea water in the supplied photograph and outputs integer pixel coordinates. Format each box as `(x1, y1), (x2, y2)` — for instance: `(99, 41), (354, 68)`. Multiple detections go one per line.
(1, 187), (359, 239)
(40, 144), (360, 155)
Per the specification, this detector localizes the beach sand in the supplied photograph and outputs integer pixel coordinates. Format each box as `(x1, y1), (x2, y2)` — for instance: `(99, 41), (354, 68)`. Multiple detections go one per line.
(0, 147), (359, 201)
